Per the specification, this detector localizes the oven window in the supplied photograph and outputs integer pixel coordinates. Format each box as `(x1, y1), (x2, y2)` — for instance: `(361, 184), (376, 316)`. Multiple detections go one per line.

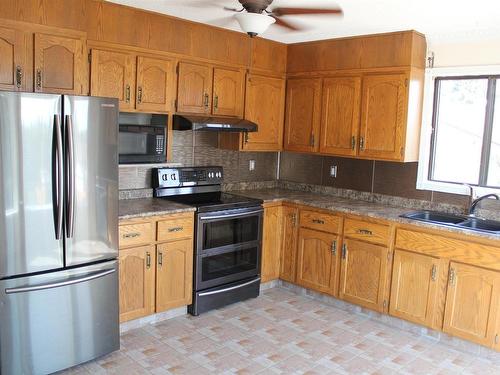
(202, 215), (259, 250)
(201, 247), (258, 282)
(119, 132), (148, 155)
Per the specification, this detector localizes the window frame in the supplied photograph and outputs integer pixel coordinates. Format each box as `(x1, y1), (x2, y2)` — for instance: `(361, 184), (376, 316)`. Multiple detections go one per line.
(417, 65), (500, 196)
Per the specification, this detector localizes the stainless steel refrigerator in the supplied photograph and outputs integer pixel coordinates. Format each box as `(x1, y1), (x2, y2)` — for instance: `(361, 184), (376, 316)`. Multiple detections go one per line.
(0, 92), (120, 375)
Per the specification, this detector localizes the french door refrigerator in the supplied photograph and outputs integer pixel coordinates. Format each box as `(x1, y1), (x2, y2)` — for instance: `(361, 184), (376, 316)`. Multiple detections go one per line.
(0, 92), (119, 375)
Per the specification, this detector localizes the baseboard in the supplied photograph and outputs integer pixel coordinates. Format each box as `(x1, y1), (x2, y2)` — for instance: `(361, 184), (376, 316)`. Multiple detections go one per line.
(120, 306), (188, 333)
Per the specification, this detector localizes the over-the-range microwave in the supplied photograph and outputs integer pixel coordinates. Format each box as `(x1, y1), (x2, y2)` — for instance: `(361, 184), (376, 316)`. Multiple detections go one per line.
(118, 113), (167, 164)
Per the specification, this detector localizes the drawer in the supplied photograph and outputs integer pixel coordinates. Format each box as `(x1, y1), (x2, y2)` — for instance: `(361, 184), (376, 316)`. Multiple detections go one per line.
(299, 209), (341, 234)
(157, 215), (194, 242)
(119, 222), (154, 248)
(344, 218), (390, 246)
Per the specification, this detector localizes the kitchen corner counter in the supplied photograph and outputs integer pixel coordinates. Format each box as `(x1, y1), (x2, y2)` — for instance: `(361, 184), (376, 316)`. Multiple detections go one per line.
(119, 198), (195, 220)
(231, 188), (500, 242)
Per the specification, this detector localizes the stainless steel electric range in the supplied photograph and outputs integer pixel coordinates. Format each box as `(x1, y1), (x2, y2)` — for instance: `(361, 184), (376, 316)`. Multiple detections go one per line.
(153, 166), (263, 315)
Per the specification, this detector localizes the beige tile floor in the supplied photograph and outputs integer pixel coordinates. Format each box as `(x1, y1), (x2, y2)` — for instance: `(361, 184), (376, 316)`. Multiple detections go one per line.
(59, 288), (500, 375)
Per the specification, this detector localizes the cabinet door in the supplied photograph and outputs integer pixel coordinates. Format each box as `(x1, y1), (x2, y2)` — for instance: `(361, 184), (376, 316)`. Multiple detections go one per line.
(119, 246), (155, 323)
(177, 62), (212, 114)
(280, 206), (299, 283)
(0, 26), (29, 91)
(243, 74), (285, 151)
(359, 73), (407, 160)
(319, 76), (361, 156)
(339, 238), (389, 312)
(261, 205), (282, 283)
(443, 262), (500, 347)
(389, 250), (448, 330)
(296, 228), (339, 296)
(90, 49), (136, 111)
(284, 78), (322, 153)
(34, 33), (85, 94)
(212, 67), (245, 117)
(156, 239), (193, 312)
(136, 56), (176, 113)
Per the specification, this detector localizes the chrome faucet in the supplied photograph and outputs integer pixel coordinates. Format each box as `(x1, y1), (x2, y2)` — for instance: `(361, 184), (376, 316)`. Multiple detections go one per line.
(468, 194), (500, 216)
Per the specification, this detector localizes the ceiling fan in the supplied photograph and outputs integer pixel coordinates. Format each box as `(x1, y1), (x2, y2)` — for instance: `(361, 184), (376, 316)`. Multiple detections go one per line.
(222, 0), (343, 37)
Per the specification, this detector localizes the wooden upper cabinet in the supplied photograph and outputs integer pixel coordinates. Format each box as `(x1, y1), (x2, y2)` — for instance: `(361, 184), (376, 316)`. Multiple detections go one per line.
(119, 245), (155, 323)
(177, 61), (212, 114)
(280, 205), (299, 283)
(319, 76), (361, 156)
(359, 73), (407, 160)
(284, 78), (322, 153)
(389, 250), (448, 330)
(156, 239), (193, 312)
(261, 204), (283, 283)
(34, 33), (85, 95)
(0, 25), (29, 91)
(443, 262), (500, 348)
(339, 238), (390, 312)
(296, 228), (339, 296)
(243, 74), (285, 151)
(136, 56), (176, 113)
(90, 49), (136, 111)
(212, 67), (244, 117)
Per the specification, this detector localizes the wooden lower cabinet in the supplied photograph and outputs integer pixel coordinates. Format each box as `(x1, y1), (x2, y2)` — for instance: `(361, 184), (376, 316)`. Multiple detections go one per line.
(261, 204), (283, 283)
(119, 245), (155, 323)
(296, 228), (339, 296)
(156, 239), (193, 312)
(443, 262), (500, 348)
(280, 206), (299, 283)
(389, 250), (448, 329)
(339, 238), (390, 312)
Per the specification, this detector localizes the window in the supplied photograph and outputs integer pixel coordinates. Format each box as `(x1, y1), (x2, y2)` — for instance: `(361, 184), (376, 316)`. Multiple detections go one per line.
(417, 66), (500, 195)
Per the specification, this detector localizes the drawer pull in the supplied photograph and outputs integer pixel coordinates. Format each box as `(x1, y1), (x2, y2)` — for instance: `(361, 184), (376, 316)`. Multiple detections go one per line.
(357, 229), (373, 235)
(123, 232), (140, 239)
(312, 219), (325, 225)
(168, 227), (184, 233)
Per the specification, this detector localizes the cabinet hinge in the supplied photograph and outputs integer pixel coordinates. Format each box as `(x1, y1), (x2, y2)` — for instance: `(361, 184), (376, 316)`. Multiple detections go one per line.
(174, 99), (178, 111)
(176, 64), (179, 74)
(88, 51), (92, 64)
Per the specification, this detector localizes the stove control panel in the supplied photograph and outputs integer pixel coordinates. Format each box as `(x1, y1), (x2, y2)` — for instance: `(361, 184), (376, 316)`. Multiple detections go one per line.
(153, 166), (223, 188)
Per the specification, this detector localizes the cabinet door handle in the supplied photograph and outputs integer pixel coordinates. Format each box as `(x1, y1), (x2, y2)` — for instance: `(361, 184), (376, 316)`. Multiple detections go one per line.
(312, 219), (325, 225)
(431, 265), (437, 281)
(125, 84), (131, 103)
(158, 251), (163, 266)
(351, 136), (356, 150)
(168, 227), (184, 233)
(331, 240), (337, 255)
(449, 268), (456, 286)
(342, 243), (347, 259)
(214, 95), (219, 110)
(203, 93), (209, 109)
(357, 229), (373, 235)
(244, 132), (249, 144)
(146, 252), (151, 269)
(36, 69), (42, 91)
(123, 232), (140, 239)
(309, 134), (315, 147)
(495, 334), (499, 345)
(359, 136), (365, 151)
(291, 213), (297, 227)
(137, 86), (143, 104)
(15, 66), (23, 88)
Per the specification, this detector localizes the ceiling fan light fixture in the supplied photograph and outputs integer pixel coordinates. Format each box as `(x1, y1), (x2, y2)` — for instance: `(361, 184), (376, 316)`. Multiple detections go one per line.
(234, 12), (275, 37)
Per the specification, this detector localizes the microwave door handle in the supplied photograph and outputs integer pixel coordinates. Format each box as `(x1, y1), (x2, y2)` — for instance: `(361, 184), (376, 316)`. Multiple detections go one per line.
(199, 209), (263, 221)
(65, 115), (75, 238)
(52, 114), (64, 240)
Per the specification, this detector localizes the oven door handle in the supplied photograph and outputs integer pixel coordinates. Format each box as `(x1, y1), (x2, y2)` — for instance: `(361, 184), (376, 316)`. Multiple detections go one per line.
(198, 277), (261, 297)
(199, 209), (263, 221)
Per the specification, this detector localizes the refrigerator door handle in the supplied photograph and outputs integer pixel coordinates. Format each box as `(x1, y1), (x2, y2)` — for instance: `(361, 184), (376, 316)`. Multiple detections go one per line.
(52, 114), (64, 240)
(4, 268), (116, 294)
(65, 114), (75, 238)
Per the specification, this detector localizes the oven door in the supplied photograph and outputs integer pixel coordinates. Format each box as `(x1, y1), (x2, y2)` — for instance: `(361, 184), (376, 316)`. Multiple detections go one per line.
(196, 207), (263, 290)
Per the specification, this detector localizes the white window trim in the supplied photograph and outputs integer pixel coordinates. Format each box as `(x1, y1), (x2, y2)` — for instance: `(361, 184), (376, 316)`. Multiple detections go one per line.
(416, 64), (500, 198)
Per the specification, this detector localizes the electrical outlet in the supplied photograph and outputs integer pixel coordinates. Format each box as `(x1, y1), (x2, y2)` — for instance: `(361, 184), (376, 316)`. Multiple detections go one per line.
(330, 165), (337, 178)
(249, 160), (256, 171)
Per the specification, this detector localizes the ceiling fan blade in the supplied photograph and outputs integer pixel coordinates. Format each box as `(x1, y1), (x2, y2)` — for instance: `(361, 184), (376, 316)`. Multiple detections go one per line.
(223, 6), (243, 12)
(272, 7), (343, 17)
(270, 16), (303, 31)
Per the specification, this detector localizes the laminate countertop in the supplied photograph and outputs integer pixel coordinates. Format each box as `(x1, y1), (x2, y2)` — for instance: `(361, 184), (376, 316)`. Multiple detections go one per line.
(230, 188), (500, 242)
(119, 198), (195, 220)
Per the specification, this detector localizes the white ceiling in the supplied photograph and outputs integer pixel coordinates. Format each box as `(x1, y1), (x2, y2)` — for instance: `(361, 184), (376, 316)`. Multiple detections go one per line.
(108, 0), (500, 46)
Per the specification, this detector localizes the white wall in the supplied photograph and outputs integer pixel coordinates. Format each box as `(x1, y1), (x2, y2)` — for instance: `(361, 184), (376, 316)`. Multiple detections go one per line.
(429, 37), (500, 67)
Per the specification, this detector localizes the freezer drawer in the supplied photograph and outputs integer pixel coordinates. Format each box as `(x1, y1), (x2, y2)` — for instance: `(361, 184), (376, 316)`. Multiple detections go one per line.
(0, 261), (119, 375)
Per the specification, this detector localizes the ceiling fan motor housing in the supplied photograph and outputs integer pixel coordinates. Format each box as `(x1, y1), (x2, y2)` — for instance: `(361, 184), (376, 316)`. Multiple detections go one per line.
(238, 0), (274, 13)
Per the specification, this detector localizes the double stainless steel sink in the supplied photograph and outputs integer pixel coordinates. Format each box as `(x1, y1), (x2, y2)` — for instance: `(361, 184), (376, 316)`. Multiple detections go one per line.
(400, 210), (500, 234)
